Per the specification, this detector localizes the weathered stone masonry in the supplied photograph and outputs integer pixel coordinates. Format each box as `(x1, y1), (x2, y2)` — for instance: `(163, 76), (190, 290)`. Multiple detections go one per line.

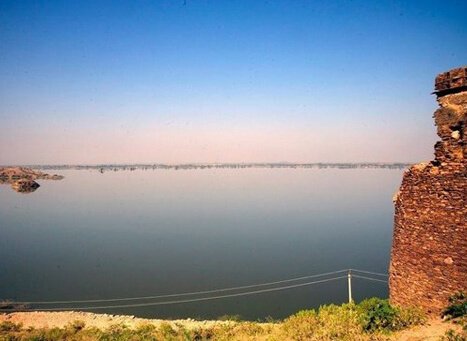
(389, 66), (467, 316)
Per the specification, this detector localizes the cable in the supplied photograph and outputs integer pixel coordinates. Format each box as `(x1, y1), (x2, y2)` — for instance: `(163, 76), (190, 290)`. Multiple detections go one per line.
(2, 276), (347, 311)
(14, 269), (349, 305)
(350, 269), (389, 277)
(352, 275), (388, 283)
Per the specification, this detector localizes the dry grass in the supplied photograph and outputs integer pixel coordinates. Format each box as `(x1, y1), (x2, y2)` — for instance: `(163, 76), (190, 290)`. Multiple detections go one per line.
(0, 298), (432, 341)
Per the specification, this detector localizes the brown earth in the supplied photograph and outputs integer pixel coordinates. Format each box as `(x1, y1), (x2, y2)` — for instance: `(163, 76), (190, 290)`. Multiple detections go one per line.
(390, 319), (464, 340)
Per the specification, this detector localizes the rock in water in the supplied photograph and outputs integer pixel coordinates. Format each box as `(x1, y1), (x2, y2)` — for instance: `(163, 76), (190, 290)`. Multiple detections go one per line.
(11, 179), (40, 193)
(0, 167), (63, 193)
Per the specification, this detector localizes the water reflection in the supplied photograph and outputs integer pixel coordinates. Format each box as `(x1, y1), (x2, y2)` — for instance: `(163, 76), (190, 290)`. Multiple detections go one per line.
(0, 169), (402, 319)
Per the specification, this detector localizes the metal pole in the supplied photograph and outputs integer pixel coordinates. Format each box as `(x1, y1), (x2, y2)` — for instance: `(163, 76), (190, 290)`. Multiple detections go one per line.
(348, 269), (353, 303)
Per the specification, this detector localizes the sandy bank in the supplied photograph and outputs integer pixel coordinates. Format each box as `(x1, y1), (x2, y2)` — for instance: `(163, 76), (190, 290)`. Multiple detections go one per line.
(0, 311), (236, 330)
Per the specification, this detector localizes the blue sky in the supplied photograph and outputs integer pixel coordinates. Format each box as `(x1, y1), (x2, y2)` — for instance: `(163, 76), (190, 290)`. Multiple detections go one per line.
(1, 0), (466, 164)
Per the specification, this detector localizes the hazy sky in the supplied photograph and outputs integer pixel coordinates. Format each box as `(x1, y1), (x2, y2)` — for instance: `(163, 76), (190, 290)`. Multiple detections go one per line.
(1, 0), (466, 165)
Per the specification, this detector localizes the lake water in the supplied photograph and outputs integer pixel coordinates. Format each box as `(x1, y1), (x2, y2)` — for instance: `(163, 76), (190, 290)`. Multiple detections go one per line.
(0, 168), (403, 320)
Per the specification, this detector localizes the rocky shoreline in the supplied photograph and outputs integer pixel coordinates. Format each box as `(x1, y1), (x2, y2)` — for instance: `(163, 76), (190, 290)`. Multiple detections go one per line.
(0, 167), (63, 193)
(0, 311), (233, 331)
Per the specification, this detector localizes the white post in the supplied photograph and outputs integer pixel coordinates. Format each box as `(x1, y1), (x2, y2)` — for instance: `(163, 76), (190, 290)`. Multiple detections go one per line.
(348, 269), (353, 303)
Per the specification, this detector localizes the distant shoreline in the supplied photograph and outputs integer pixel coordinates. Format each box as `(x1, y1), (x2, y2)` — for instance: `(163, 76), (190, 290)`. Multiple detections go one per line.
(1, 162), (414, 171)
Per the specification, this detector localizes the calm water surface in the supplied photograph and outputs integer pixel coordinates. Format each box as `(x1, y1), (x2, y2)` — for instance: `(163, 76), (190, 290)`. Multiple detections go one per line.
(0, 169), (402, 320)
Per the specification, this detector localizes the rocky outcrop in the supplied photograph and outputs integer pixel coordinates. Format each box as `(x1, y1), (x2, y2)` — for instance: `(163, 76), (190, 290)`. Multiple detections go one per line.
(10, 179), (41, 193)
(389, 66), (467, 316)
(0, 167), (63, 193)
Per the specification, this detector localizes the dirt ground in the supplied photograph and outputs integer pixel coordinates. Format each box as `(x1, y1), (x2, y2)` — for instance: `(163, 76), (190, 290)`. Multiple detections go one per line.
(390, 318), (464, 340)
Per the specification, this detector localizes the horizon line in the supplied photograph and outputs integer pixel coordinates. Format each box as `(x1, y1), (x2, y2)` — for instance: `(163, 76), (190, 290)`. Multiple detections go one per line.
(1, 161), (418, 167)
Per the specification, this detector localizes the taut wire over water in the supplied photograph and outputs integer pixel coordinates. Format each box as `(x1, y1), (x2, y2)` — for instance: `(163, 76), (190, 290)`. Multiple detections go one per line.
(1, 269), (388, 311)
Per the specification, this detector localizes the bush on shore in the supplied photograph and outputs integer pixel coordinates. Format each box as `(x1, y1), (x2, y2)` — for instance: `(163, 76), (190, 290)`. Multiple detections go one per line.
(443, 292), (467, 320)
(282, 298), (425, 340)
(0, 298), (425, 341)
(441, 292), (467, 341)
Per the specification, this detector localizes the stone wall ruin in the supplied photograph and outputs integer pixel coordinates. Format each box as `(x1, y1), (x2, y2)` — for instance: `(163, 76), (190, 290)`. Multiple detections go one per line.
(389, 66), (466, 316)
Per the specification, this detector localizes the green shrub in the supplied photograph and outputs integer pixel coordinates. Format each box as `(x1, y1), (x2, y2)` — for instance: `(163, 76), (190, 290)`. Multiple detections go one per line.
(158, 322), (177, 339)
(191, 326), (215, 340)
(282, 309), (319, 340)
(443, 292), (467, 319)
(441, 328), (467, 341)
(42, 327), (68, 340)
(394, 305), (426, 329)
(100, 323), (132, 341)
(0, 321), (22, 332)
(135, 322), (157, 335)
(357, 298), (425, 333)
(234, 322), (264, 336)
(314, 303), (363, 340)
(283, 304), (363, 340)
(358, 298), (398, 332)
(66, 320), (86, 333)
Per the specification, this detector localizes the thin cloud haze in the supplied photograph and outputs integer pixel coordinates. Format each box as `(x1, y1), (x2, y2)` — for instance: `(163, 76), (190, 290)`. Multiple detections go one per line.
(0, 0), (466, 164)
